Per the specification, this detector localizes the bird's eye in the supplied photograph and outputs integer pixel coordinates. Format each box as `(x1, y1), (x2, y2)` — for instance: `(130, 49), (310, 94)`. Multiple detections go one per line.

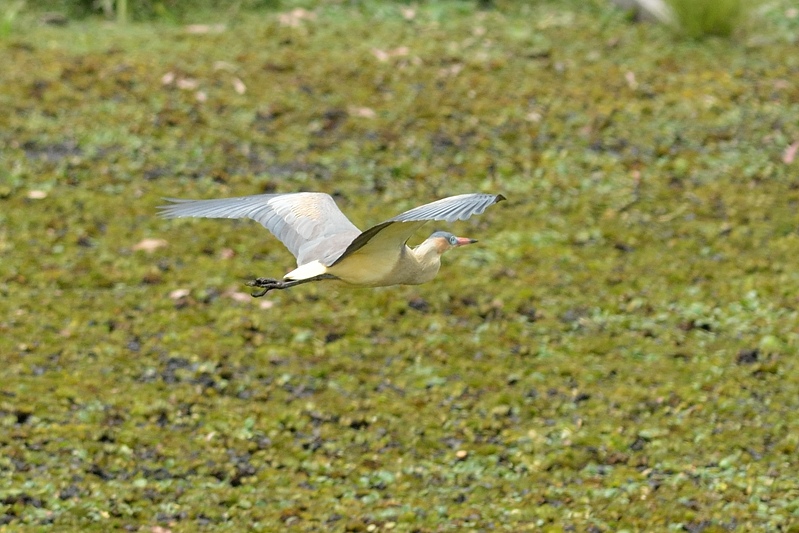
(449, 236), (457, 245)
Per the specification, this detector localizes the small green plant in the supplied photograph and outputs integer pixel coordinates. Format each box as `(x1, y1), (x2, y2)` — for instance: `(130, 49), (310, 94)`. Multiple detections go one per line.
(667, 0), (749, 38)
(117, 0), (127, 23)
(0, 0), (25, 37)
(97, 0), (127, 23)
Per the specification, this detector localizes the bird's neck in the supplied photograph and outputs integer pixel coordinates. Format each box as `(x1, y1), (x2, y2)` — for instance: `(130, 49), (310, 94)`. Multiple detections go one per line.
(370, 239), (441, 286)
(409, 240), (443, 275)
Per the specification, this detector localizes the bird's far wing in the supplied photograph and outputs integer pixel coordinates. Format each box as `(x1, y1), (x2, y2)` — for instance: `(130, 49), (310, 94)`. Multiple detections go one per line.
(159, 193), (361, 265)
(330, 193), (505, 266)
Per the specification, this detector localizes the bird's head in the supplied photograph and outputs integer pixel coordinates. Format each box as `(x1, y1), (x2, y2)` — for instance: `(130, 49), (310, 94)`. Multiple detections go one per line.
(427, 231), (477, 255)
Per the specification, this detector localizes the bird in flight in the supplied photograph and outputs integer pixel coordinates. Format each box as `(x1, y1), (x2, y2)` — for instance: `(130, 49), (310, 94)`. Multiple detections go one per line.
(159, 192), (505, 297)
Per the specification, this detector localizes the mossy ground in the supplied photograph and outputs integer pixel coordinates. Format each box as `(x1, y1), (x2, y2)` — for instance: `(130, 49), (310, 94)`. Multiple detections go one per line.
(2, 1), (799, 531)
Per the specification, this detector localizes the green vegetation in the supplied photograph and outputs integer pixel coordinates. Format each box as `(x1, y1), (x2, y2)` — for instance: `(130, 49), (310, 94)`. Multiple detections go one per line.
(7, 0), (282, 22)
(667, 0), (750, 38)
(2, 1), (799, 530)
(0, 1), (25, 37)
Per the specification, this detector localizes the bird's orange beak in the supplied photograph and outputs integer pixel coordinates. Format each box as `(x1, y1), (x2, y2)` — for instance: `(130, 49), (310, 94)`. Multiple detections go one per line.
(455, 237), (477, 246)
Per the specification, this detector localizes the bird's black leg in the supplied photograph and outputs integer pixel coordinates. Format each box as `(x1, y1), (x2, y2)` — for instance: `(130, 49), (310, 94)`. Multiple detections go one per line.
(246, 278), (286, 297)
(246, 274), (337, 297)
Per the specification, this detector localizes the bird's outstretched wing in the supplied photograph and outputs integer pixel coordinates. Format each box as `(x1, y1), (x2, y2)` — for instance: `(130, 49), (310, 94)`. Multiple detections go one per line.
(158, 193), (361, 266)
(331, 193), (505, 266)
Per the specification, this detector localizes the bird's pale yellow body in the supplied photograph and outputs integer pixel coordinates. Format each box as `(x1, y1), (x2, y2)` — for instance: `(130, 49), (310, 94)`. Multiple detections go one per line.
(285, 240), (443, 287)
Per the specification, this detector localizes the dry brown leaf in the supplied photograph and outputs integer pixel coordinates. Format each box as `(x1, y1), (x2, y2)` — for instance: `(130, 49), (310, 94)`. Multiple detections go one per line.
(278, 8), (315, 27)
(176, 78), (199, 90)
(783, 141), (798, 164)
(225, 290), (251, 303)
(132, 238), (168, 253)
(184, 24), (225, 34)
(439, 63), (463, 77)
(348, 106), (376, 119)
(371, 46), (409, 62)
(625, 71), (638, 90)
(213, 61), (236, 72)
(371, 49), (390, 62)
(169, 288), (190, 300)
(525, 111), (542, 123)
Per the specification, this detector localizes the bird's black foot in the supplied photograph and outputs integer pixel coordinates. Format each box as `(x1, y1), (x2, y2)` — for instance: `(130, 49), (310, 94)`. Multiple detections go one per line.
(246, 277), (284, 298)
(245, 274), (336, 298)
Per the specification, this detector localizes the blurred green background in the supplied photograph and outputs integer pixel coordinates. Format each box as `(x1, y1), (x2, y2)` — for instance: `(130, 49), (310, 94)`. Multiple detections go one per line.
(1, 0), (798, 531)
